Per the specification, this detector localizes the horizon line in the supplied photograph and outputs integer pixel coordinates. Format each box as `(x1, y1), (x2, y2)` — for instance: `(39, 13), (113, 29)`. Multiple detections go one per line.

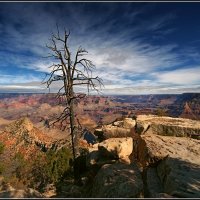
(0, 92), (199, 95)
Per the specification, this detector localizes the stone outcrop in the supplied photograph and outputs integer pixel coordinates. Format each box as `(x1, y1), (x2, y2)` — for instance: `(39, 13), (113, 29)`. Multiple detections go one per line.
(55, 183), (82, 198)
(157, 157), (200, 198)
(91, 162), (143, 198)
(94, 118), (136, 140)
(80, 115), (200, 198)
(136, 134), (200, 167)
(137, 134), (200, 166)
(122, 118), (136, 128)
(84, 115), (200, 198)
(86, 137), (133, 167)
(1, 115), (199, 198)
(77, 137), (134, 188)
(2, 117), (66, 152)
(136, 115), (200, 139)
(0, 183), (43, 198)
(95, 115), (200, 140)
(100, 126), (131, 139)
(135, 133), (200, 198)
(98, 137), (133, 164)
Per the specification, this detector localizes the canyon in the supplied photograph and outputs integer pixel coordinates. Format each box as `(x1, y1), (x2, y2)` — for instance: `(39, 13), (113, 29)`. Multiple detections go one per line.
(0, 93), (200, 198)
(0, 93), (199, 131)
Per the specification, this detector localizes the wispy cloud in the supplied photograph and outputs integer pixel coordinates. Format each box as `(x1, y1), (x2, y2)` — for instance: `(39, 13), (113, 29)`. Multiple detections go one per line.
(0, 3), (199, 94)
(0, 74), (41, 84)
(154, 67), (200, 85)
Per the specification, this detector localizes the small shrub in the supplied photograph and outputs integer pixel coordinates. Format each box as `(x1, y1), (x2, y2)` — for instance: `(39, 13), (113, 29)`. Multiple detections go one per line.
(9, 147), (72, 191)
(0, 163), (4, 174)
(45, 147), (72, 183)
(155, 108), (167, 116)
(0, 142), (4, 154)
(29, 147), (72, 191)
(0, 142), (5, 174)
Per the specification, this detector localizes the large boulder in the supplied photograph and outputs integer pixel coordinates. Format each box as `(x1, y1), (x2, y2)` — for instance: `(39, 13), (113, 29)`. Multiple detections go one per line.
(136, 134), (200, 167)
(113, 120), (123, 126)
(123, 118), (136, 129)
(86, 137), (133, 167)
(98, 137), (133, 164)
(112, 118), (136, 129)
(135, 134), (200, 198)
(136, 115), (200, 139)
(91, 162), (143, 198)
(102, 125), (132, 139)
(145, 167), (173, 198)
(157, 157), (200, 198)
(94, 118), (136, 140)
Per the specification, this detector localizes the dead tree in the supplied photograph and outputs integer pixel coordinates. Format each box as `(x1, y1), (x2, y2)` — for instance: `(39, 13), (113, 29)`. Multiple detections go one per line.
(43, 27), (103, 172)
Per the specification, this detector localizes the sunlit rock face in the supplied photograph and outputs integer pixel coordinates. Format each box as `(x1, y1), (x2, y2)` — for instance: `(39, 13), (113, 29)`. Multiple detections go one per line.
(94, 117), (136, 140)
(86, 137), (133, 167)
(132, 115), (200, 198)
(136, 114), (200, 139)
(91, 162), (144, 198)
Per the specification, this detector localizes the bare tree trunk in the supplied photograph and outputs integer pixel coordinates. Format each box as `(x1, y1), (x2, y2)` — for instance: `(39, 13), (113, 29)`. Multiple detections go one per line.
(68, 85), (77, 181)
(69, 99), (76, 161)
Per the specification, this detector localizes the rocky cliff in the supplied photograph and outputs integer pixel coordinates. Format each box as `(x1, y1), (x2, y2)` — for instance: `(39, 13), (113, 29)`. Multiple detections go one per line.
(136, 114), (200, 139)
(0, 117), (67, 155)
(75, 114), (200, 198)
(1, 115), (200, 198)
(0, 117), (71, 197)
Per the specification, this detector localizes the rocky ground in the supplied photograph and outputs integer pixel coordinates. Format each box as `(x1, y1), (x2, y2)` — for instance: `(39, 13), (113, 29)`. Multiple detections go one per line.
(0, 114), (200, 198)
(0, 118), (71, 198)
(61, 114), (200, 198)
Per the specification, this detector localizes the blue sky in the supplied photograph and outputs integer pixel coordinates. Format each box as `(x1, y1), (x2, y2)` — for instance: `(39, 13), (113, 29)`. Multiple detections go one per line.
(0, 2), (200, 94)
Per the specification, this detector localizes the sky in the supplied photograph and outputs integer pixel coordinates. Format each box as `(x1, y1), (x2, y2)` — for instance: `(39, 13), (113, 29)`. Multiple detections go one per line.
(0, 2), (200, 95)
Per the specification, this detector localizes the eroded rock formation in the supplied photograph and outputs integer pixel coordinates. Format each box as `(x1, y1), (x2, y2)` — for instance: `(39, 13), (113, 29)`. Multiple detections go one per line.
(1, 117), (67, 154)
(136, 114), (200, 139)
(89, 115), (200, 198)
(1, 115), (200, 198)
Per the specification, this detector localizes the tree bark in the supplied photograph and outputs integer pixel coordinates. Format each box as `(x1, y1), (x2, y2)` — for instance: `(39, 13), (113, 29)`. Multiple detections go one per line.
(69, 98), (76, 162)
(68, 83), (77, 181)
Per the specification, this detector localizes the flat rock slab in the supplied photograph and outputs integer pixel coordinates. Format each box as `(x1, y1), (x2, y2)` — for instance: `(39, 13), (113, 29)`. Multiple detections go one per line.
(137, 115), (200, 129)
(91, 162), (143, 198)
(136, 134), (200, 198)
(136, 115), (200, 138)
(137, 134), (200, 166)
